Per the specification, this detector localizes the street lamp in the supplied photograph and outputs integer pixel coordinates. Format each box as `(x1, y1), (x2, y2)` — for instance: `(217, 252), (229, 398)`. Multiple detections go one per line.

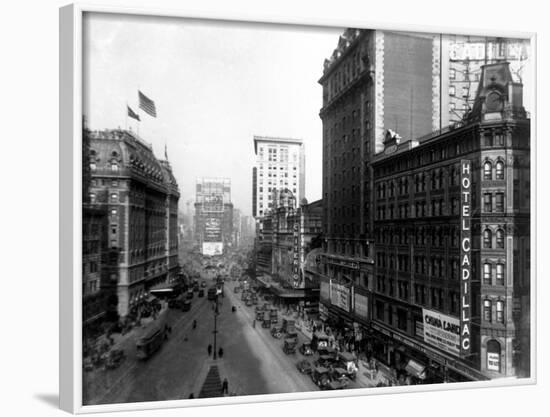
(211, 288), (222, 360)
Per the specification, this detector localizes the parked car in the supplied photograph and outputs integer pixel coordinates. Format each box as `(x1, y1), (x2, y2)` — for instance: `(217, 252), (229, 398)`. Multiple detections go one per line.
(271, 327), (283, 339)
(311, 366), (332, 389)
(282, 337), (298, 354)
(299, 342), (314, 356)
(336, 352), (359, 379)
(296, 359), (313, 375)
(198, 289), (205, 297)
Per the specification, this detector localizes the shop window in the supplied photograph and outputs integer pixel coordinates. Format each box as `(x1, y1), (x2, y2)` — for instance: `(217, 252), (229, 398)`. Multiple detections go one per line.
(483, 299), (492, 322)
(483, 229), (492, 249)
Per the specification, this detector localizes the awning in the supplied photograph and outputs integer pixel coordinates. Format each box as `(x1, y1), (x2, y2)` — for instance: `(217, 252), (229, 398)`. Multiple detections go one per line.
(405, 359), (427, 379)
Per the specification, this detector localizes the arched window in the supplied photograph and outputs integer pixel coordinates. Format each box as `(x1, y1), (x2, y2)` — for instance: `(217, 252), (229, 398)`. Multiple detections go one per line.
(496, 301), (505, 323)
(90, 162), (96, 171)
(483, 229), (492, 248)
(483, 263), (492, 284)
(487, 339), (501, 372)
(483, 299), (492, 321)
(496, 263), (504, 285)
(496, 160), (505, 180)
(484, 161), (492, 180)
(496, 229), (505, 248)
(111, 162), (119, 172)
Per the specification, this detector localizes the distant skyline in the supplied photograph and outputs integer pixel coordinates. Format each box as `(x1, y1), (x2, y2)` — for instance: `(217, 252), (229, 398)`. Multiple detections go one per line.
(83, 13), (342, 216)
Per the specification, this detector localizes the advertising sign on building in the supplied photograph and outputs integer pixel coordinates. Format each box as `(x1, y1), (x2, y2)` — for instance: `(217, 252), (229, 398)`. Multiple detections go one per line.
(320, 281), (330, 303)
(422, 308), (461, 356)
(202, 242), (223, 256)
(292, 221), (301, 288)
(487, 352), (500, 371)
(330, 281), (350, 312)
(319, 303), (329, 321)
(460, 159), (472, 356)
(354, 292), (369, 320)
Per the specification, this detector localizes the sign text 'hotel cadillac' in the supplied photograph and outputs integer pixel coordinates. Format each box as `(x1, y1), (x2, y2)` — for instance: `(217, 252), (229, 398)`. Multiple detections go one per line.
(460, 160), (472, 357)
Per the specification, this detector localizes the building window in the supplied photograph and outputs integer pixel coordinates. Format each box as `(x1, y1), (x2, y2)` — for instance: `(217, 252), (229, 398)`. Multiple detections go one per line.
(112, 180), (118, 187)
(90, 162), (96, 171)
(487, 339), (501, 372)
(89, 193), (96, 203)
(496, 229), (505, 248)
(483, 263), (492, 284)
(496, 301), (505, 323)
(496, 263), (504, 285)
(111, 163), (119, 172)
(483, 299), (492, 322)
(449, 86), (456, 96)
(483, 229), (492, 248)
(484, 193), (492, 212)
(496, 161), (505, 179)
(462, 86), (469, 98)
(111, 208), (117, 216)
(496, 193), (504, 212)
(449, 68), (456, 79)
(111, 193), (118, 202)
(484, 161), (492, 180)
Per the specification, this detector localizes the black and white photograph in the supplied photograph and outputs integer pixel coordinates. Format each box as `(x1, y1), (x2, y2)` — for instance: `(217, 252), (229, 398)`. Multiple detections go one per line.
(76, 9), (534, 408)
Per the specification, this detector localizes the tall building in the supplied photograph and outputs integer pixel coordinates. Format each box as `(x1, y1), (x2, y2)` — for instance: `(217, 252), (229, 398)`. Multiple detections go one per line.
(87, 129), (180, 318)
(252, 136), (305, 218)
(318, 29), (436, 330)
(194, 178), (233, 256)
(370, 62), (530, 381)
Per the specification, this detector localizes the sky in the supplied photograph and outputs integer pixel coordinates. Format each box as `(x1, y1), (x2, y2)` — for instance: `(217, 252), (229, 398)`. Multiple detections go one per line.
(83, 13), (342, 216)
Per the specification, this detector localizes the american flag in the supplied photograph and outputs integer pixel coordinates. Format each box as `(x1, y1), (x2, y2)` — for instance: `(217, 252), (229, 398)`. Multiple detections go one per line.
(138, 90), (157, 117)
(127, 105), (140, 121)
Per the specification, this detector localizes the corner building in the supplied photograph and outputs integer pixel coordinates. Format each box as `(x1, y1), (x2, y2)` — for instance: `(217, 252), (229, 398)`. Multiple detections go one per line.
(371, 63), (530, 381)
(87, 129), (180, 318)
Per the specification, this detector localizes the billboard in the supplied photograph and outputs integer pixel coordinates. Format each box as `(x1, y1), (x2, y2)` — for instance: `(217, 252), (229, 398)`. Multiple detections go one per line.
(422, 308), (461, 356)
(354, 292), (369, 320)
(202, 242), (223, 256)
(330, 281), (351, 312)
(204, 216), (222, 241)
(460, 159), (472, 356)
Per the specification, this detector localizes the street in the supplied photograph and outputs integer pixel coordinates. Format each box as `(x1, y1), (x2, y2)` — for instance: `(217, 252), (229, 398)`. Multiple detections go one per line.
(84, 276), (320, 405)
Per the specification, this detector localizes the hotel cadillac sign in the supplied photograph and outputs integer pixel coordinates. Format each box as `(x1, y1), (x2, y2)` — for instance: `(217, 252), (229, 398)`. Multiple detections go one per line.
(460, 160), (472, 357)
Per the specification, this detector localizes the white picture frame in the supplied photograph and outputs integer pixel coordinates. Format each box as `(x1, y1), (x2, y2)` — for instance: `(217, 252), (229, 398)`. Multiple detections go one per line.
(60, 3), (537, 414)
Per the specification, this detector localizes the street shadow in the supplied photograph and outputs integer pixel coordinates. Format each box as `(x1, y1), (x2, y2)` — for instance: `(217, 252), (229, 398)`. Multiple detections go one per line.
(34, 393), (59, 409)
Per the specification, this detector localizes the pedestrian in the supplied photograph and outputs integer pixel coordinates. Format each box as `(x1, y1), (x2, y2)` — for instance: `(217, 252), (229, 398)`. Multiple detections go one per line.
(222, 378), (228, 394)
(189, 393), (194, 399)
(252, 319), (256, 328)
(193, 319), (197, 329)
(218, 347), (224, 358)
(208, 344), (212, 356)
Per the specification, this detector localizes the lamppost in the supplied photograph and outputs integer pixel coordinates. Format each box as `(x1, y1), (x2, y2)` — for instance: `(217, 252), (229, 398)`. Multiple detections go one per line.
(211, 289), (222, 359)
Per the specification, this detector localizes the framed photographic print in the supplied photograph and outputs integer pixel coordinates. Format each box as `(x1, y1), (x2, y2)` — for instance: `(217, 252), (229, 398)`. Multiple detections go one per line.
(59, 3), (536, 414)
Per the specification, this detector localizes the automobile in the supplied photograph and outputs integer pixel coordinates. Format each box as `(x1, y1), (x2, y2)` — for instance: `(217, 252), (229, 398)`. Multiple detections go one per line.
(245, 298), (253, 307)
(233, 286), (240, 294)
(181, 300), (192, 311)
(255, 309), (264, 320)
(262, 317), (271, 328)
(312, 331), (330, 353)
(283, 337), (298, 354)
(281, 319), (296, 334)
(201, 281), (206, 288)
(299, 342), (314, 356)
(315, 353), (338, 368)
(168, 295), (185, 309)
(186, 291), (194, 300)
(269, 308), (278, 324)
(336, 352), (359, 380)
(105, 349), (125, 370)
(311, 366), (332, 389)
(198, 289), (205, 298)
(271, 327), (283, 339)
(296, 359), (313, 375)
(325, 377), (350, 390)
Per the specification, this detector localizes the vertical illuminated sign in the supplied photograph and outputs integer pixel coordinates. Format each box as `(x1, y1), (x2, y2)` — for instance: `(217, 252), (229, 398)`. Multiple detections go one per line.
(292, 218), (300, 287)
(460, 160), (472, 356)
